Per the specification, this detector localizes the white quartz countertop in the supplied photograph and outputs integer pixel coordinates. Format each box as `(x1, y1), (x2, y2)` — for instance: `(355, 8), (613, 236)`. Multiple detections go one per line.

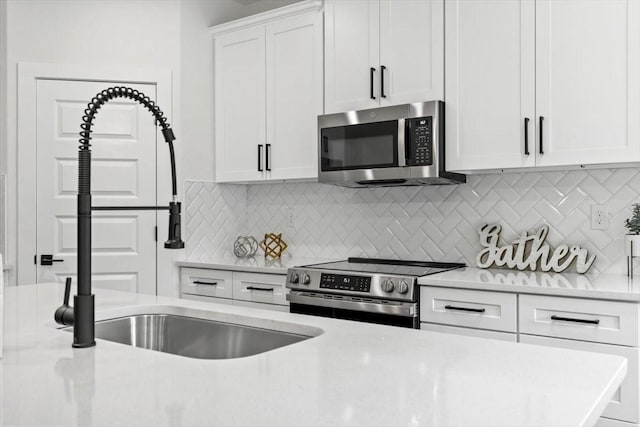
(1, 283), (627, 427)
(177, 254), (334, 274)
(418, 267), (640, 301)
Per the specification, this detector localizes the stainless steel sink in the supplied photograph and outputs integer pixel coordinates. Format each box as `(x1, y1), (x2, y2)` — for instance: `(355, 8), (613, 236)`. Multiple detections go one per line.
(65, 314), (313, 359)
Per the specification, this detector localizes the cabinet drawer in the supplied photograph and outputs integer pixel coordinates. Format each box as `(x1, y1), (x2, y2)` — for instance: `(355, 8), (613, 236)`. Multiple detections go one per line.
(232, 272), (287, 305)
(180, 268), (233, 299)
(420, 287), (517, 332)
(519, 295), (640, 346)
(420, 323), (517, 342)
(521, 334), (639, 424)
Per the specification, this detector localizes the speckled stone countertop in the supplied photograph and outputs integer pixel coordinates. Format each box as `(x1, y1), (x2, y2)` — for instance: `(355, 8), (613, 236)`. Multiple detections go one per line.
(418, 267), (640, 301)
(0, 282), (627, 426)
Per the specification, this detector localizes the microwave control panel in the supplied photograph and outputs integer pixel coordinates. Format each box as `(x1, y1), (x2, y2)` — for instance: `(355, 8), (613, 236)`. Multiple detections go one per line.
(406, 116), (433, 166)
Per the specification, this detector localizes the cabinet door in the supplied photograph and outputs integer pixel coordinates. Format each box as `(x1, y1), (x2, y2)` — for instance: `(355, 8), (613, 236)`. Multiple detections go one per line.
(266, 12), (323, 180)
(379, 0), (444, 106)
(324, 0), (380, 113)
(214, 26), (266, 182)
(535, 0), (640, 167)
(445, 0), (536, 172)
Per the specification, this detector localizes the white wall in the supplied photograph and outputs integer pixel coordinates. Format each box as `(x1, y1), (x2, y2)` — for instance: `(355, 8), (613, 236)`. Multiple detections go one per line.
(3, 0), (182, 285)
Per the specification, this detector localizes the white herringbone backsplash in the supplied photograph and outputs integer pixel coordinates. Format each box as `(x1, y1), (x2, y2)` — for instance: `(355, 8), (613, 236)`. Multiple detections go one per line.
(186, 168), (640, 275)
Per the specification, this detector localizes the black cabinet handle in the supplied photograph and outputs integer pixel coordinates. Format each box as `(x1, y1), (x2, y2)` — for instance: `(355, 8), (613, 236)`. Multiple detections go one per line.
(258, 144), (263, 172)
(193, 280), (217, 286)
(266, 143), (271, 171)
(247, 286), (274, 292)
(524, 117), (530, 155)
(370, 67), (376, 100)
(539, 116), (544, 154)
(444, 305), (486, 313)
(380, 65), (386, 98)
(41, 254), (64, 266)
(550, 315), (600, 325)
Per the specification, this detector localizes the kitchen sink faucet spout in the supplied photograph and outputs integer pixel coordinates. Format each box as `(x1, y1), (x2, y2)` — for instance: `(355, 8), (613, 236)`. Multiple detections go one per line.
(54, 87), (185, 348)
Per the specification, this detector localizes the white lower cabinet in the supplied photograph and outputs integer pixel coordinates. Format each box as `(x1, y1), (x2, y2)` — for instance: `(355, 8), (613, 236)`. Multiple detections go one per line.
(232, 272), (287, 306)
(420, 287), (517, 332)
(520, 334), (639, 424)
(419, 285), (640, 424)
(180, 267), (288, 312)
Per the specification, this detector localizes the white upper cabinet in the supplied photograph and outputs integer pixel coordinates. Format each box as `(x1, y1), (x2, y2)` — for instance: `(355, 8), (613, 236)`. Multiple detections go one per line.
(447, 0), (640, 173)
(535, 0), (640, 167)
(379, 0), (444, 107)
(212, 2), (323, 183)
(324, 0), (379, 113)
(266, 13), (323, 181)
(214, 26), (266, 183)
(445, 0), (535, 171)
(324, 0), (444, 114)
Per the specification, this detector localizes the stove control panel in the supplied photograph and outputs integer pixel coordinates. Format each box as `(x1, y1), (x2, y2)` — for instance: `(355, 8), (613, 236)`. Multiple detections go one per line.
(320, 273), (371, 293)
(286, 268), (416, 301)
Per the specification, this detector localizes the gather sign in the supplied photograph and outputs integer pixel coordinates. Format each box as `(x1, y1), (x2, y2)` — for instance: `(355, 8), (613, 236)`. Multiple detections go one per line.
(476, 224), (596, 274)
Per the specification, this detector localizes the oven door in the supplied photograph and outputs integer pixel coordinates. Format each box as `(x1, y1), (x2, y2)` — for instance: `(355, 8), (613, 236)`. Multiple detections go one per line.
(318, 119), (409, 185)
(287, 291), (419, 329)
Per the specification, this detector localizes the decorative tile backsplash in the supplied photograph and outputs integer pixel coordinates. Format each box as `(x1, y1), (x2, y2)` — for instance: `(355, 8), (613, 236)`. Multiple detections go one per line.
(186, 168), (640, 275)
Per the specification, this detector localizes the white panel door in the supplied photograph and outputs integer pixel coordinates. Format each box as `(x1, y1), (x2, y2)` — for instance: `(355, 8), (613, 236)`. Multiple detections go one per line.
(36, 79), (157, 294)
(535, 0), (640, 167)
(379, 0), (444, 106)
(266, 12), (323, 181)
(214, 26), (266, 182)
(445, 0), (536, 172)
(324, 0), (380, 113)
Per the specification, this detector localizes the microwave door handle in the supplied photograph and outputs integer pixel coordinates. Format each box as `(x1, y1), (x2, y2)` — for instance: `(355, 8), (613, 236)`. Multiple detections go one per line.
(397, 118), (406, 167)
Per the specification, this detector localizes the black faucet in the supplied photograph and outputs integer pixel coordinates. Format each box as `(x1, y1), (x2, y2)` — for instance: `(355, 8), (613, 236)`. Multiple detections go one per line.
(54, 87), (185, 348)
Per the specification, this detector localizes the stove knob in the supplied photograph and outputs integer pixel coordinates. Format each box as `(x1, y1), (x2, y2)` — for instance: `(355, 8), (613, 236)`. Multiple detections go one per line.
(290, 273), (300, 284)
(381, 279), (395, 293)
(302, 273), (311, 285)
(398, 281), (410, 294)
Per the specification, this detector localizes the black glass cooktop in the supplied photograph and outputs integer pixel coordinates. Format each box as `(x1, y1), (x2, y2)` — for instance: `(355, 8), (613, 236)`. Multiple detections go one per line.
(304, 257), (465, 277)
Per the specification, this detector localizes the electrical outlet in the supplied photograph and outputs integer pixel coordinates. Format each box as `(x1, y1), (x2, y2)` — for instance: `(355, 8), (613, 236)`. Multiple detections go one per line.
(286, 207), (296, 228)
(591, 204), (609, 230)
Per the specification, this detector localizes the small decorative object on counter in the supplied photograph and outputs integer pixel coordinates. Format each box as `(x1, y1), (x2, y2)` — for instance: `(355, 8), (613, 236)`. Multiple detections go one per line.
(624, 203), (640, 277)
(233, 236), (259, 258)
(476, 224), (595, 274)
(260, 233), (288, 259)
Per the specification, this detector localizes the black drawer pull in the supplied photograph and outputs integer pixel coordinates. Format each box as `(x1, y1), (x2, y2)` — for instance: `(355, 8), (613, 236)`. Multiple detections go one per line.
(444, 305), (486, 313)
(247, 286), (274, 292)
(524, 117), (530, 155)
(550, 315), (600, 325)
(193, 280), (218, 286)
(370, 67), (376, 100)
(539, 116), (544, 154)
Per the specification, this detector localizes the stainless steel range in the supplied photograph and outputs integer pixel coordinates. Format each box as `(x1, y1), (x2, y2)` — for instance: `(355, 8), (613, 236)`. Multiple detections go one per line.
(286, 258), (465, 328)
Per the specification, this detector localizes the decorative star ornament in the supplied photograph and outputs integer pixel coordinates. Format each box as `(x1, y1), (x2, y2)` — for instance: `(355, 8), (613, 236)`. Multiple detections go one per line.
(260, 233), (288, 259)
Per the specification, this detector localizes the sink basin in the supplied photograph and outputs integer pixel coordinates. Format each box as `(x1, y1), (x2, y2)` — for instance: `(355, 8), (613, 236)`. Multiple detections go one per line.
(65, 314), (313, 359)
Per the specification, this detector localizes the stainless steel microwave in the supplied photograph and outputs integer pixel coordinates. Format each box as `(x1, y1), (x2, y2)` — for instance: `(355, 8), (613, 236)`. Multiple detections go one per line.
(318, 101), (465, 187)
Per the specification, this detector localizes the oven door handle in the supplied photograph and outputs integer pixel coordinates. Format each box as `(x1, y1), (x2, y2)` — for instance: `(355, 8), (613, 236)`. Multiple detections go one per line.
(286, 291), (417, 317)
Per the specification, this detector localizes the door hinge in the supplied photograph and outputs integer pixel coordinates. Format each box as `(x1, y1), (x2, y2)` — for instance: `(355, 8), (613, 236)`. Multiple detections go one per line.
(155, 226), (158, 242)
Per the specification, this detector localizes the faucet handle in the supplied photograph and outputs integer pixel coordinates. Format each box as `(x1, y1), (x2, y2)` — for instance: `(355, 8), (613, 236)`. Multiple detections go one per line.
(54, 277), (74, 326)
(63, 277), (71, 306)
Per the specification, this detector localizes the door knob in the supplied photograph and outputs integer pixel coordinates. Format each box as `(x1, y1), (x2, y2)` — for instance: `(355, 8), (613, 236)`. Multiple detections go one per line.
(41, 254), (64, 266)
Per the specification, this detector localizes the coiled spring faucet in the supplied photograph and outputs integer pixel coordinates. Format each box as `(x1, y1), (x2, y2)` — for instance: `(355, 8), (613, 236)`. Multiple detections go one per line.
(54, 87), (185, 348)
